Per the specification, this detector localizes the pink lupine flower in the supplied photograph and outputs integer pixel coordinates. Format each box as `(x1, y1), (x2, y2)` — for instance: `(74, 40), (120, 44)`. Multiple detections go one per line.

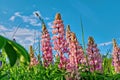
(52, 13), (68, 53)
(52, 13), (69, 69)
(66, 25), (71, 43)
(86, 37), (102, 72)
(66, 28), (85, 80)
(30, 57), (39, 66)
(41, 24), (53, 67)
(58, 52), (69, 69)
(68, 32), (78, 68)
(66, 26), (85, 67)
(112, 39), (120, 73)
(66, 25), (72, 56)
(29, 46), (39, 66)
(69, 32), (85, 67)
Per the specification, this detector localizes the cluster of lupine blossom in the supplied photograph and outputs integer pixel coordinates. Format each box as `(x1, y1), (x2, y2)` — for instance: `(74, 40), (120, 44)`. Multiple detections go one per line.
(29, 13), (120, 79)
(40, 13), (103, 79)
(41, 24), (53, 67)
(29, 46), (39, 66)
(52, 13), (69, 70)
(86, 37), (102, 72)
(112, 39), (120, 73)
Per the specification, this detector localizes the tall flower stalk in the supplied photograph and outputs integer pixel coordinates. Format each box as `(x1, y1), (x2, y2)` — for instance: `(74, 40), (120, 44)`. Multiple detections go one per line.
(66, 25), (85, 80)
(41, 24), (53, 67)
(112, 39), (120, 73)
(86, 37), (102, 72)
(29, 45), (39, 66)
(52, 13), (68, 69)
(67, 26), (85, 68)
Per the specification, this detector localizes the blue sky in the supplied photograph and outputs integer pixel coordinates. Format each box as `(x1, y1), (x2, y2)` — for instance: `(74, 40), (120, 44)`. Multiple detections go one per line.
(0, 0), (120, 54)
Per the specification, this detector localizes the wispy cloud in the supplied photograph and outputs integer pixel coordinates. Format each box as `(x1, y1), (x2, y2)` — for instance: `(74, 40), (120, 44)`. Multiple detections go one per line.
(98, 41), (112, 47)
(47, 22), (53, 28)
(45, 17), (50, 20)
(9, 11), (51, 27)
(9, 11), (41, 26)
(0, 24), (40, 49)
(9, 16), (16, 21)
(0, 25), (8, 31)
(47, 22), (53, 32)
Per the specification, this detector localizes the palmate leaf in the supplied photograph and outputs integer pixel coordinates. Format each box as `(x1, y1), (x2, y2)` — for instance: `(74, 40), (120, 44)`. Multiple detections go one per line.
(0, 35), (30, 66)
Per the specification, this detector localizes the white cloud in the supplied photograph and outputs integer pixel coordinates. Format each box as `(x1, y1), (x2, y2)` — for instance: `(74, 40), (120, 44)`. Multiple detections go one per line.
(45, 17), (50, 20)
(0, 25), (8, 36)
(9, 11), (41, 27)
(14, 12), (21, 16)
(47, 22), (53, 32)
(9, 16), (16, 21)
(0, 24), (40, 49)
(9, 12), (21, 21)
(98, 41), (112, 47)
(9, 11), (51, 27)
(0, 25), (8, 31)
(47, 22), (53, 28)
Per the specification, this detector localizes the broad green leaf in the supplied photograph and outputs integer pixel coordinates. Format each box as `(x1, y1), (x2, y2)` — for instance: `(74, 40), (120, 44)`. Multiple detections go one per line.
(8, 40), (30, 63)
(0, 35), (6, 49)
(0, 35), (30, 66)
(3, 42), (17, 66)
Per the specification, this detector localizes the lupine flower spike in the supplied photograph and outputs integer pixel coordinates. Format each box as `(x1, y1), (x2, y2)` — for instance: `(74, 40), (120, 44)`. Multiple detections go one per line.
(66, 25), (72, 56)
(52, 13), (69, 69)
(29, 45), (39, 66)
(66, 25), (71, 44)
(112, 39), (120, 73)
(66, 27), (85, 79)
(66, 26), (85, 68)
(86, 37), (102, 72)
(52, 13), (68, 53)
(41, 24), (53, 67)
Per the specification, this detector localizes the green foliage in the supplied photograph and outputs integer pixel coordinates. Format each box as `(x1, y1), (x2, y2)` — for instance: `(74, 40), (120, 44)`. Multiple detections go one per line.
(0, 35), (30, 66)
(0, 63), (66, 80)
(0, 60), (120, 80)
(3, 42), (17, 67)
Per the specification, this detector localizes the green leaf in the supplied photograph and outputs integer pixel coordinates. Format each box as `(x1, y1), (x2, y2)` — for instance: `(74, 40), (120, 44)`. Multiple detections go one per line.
(0, 73), (8, 79)
(0, 35), (30, 66)
(8, 40), (30, 63)
(3, 42), (17, 66)
(0, 35), (6, 49)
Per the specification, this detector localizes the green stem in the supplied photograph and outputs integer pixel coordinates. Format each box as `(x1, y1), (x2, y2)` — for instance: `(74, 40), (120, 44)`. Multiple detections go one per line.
(80, 18), (90, 72)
